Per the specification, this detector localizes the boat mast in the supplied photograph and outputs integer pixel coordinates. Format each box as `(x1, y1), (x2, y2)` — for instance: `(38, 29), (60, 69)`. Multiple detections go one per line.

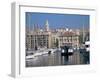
(82, 23), (85, 43)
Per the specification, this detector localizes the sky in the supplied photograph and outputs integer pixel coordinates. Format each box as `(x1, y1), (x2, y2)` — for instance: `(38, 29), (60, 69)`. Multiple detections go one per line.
(26, 12), (89, 29)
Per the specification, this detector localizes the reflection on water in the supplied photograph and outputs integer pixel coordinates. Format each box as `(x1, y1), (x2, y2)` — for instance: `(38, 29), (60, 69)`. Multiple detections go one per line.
(61, 56), (68, 65)
(26, 51), (90, 67)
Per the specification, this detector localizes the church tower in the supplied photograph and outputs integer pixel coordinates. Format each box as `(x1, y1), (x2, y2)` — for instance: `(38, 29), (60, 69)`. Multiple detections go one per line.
(45, 20), (49, 31)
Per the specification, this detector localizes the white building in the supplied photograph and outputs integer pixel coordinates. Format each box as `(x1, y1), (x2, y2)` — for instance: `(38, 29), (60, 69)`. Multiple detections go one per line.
(26, 20), (52, 50)
(26, 20), (80, 50)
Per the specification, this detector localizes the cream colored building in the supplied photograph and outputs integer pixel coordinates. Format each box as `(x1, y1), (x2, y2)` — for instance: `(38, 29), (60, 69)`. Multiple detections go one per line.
(59, 31), (79, 48)
(26, 20), (52, 50)
(26, 20), (80, 50)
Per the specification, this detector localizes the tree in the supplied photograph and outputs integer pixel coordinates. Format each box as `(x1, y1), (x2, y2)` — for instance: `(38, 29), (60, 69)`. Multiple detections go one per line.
(55, 38), (59, 48)
(79, 33), (83, 44)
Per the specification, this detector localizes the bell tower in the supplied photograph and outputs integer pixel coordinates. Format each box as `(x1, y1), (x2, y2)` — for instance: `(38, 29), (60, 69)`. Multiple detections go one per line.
(45, 20), (49, 31)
